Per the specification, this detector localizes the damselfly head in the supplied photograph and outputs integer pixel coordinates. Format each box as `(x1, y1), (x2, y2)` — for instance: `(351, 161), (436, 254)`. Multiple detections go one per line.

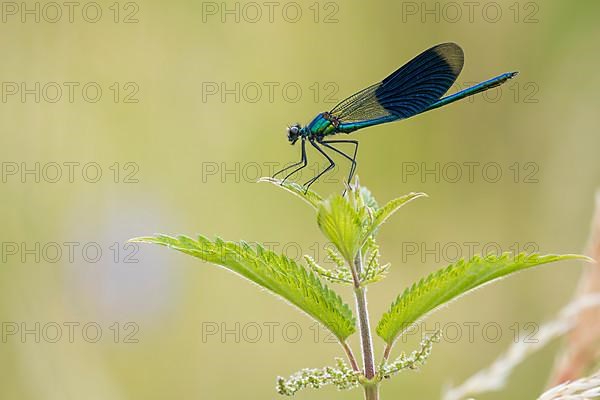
(286, 124), (302, 145)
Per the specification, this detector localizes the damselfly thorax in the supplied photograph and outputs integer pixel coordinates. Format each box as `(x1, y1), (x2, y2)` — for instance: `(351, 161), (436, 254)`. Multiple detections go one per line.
(304, 112), (343, 139)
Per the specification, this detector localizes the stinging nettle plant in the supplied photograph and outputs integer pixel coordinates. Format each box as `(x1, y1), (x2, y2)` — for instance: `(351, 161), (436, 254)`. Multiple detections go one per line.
(131, 178), (589, 400)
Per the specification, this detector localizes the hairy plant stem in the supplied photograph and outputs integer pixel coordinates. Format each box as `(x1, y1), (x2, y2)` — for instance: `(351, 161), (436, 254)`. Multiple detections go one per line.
(341, 340), (360, 372)
(383, 343), (392, 362)
(364, 384), (380, 400)
(352, 250), (379, 400)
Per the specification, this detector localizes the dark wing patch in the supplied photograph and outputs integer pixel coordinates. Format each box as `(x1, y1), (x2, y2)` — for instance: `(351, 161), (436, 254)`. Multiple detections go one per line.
(330, 43), (464, 123)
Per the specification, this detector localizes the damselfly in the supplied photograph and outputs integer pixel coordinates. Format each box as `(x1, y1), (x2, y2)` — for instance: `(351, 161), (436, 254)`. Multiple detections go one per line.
(273, 42), (517, 190)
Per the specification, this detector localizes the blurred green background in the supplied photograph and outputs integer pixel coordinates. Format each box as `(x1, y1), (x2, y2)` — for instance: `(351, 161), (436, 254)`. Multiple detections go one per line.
(1, 0), (599, 399)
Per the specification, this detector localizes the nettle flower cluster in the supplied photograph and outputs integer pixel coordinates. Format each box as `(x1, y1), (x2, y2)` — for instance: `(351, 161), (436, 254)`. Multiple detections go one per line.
(133, 178), (584, 400)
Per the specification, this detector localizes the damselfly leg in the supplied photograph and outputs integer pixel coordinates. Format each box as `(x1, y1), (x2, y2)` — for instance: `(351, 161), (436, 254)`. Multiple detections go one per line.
(303, 140), (335, 192)
(272, 139), (307, 183)
(320, 139), (359, 186)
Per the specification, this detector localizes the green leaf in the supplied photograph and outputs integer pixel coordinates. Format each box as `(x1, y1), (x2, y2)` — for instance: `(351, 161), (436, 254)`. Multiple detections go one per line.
(317, 195), (366, 263)
(316, 190), (425, 265)
(366, 192), (427, 238)
(259, 177), (323, 210)
(358, 185), (379, 210)
(317, 185), (426, 263)
(376, 253), (590, 346)
(131, 234), (356, 341)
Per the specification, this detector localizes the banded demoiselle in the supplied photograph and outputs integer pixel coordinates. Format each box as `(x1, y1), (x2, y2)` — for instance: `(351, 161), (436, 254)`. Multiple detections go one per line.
(273, 42), (517, 190)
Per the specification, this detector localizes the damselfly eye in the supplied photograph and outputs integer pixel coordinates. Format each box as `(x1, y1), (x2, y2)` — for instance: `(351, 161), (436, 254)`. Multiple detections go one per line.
(289, 126), (299, 135)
